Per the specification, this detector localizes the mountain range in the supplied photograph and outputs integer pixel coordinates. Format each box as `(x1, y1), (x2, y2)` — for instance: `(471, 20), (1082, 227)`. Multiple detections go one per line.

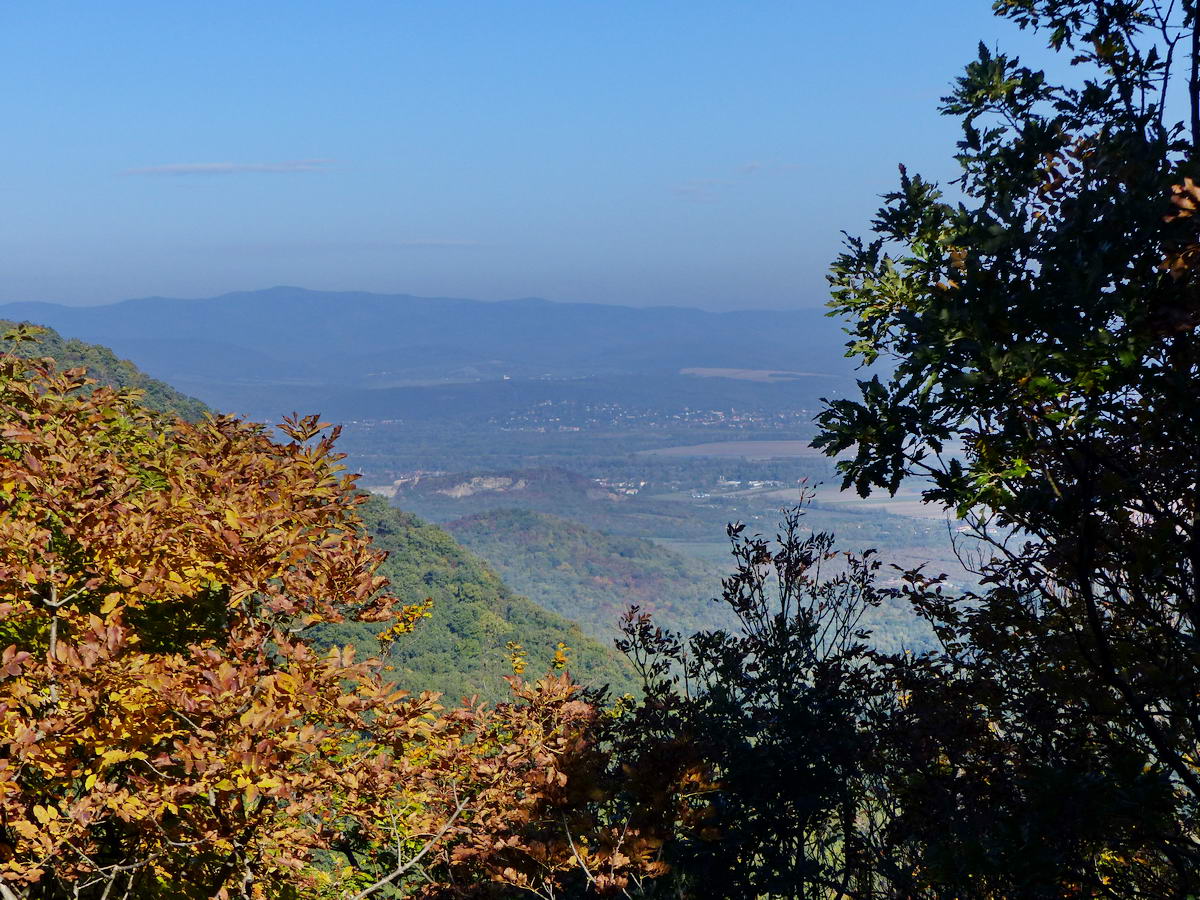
(0, 287), (850, 393)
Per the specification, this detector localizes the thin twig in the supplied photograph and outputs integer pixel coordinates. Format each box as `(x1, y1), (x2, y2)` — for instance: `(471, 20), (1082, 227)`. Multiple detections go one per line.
(346, 797), (467, 900)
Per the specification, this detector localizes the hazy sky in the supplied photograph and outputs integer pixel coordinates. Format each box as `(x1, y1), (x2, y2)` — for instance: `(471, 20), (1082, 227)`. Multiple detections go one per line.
(0, 2), (1051, 309)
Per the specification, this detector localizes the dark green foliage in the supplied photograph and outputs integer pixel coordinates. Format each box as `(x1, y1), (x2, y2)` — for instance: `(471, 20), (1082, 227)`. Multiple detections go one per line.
(870, 575), (1189, 897)
(606, 507), (1186, 897)
(444, 508), (732, 639)
(0, 319), (208, 420)
(314, 497), (636, 702)
(807, 0), (1200, 892)
(587, 4), (1200, 897)
(609, 505), (888, 898)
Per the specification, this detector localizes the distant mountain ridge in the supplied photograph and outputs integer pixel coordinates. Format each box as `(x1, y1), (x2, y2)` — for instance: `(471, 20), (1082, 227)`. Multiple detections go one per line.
(0, 287), (850, 393)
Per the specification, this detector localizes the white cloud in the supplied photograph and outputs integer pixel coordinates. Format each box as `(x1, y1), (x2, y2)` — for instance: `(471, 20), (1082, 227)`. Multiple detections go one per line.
(218, 238), (484, 256)
(671, 161), (801, 200)
(388, 239), (481, 248)
(671, 178), (725, 201)
(123, 158), (335, 176)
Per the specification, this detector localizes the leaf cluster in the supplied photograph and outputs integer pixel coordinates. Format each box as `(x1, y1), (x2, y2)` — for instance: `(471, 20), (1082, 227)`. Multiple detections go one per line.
(0, 355), (661, 899)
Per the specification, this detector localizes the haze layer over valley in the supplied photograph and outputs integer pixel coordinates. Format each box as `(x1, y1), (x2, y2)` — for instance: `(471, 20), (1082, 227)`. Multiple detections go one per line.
(1, 288), (954, 651)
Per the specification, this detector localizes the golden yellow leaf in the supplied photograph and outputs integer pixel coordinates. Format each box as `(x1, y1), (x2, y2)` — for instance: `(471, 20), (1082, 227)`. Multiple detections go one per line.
(12, 820), (37, 840)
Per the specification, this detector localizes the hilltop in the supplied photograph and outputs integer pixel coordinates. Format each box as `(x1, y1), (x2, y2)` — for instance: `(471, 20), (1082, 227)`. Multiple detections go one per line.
(390, 466), (722, 539)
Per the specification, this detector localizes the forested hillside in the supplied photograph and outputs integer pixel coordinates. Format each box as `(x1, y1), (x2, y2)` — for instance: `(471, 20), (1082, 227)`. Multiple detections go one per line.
(394, 466), (734, 540)
(444, 508), (731, 638)
(0, 320), (208, 420)
(316, 498), (636, 700)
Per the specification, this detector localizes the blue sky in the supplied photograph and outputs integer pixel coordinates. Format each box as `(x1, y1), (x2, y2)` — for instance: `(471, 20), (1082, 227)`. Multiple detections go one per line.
(0, 1), (1050, 309)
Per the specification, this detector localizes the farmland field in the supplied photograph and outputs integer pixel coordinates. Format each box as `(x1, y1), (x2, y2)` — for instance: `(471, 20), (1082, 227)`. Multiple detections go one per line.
(638, 440), (825, 459)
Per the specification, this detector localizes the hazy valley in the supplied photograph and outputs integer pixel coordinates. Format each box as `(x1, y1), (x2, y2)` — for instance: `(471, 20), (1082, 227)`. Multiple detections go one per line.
(3, 290), (953, 675)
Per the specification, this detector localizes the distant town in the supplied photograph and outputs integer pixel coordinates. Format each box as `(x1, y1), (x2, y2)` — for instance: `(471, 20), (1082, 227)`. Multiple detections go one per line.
(486, 400), (818, 432)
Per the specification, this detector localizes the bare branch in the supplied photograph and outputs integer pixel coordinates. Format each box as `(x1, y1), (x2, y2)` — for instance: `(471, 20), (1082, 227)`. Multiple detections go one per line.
(345, 797), (468, 900)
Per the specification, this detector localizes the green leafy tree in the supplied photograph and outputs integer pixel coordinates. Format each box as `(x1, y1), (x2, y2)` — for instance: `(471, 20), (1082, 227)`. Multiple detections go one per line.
(0, 321), (208, 420)
(815, 0), (1200, 891)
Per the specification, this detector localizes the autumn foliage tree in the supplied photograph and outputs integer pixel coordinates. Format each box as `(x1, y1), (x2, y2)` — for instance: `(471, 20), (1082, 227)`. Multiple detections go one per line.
(0, 335), (660, 899)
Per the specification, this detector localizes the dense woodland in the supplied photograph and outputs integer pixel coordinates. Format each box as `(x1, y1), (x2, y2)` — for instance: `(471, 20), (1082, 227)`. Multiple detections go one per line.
(314, 500), (636, 702)
(6, 0), (1200, 896)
